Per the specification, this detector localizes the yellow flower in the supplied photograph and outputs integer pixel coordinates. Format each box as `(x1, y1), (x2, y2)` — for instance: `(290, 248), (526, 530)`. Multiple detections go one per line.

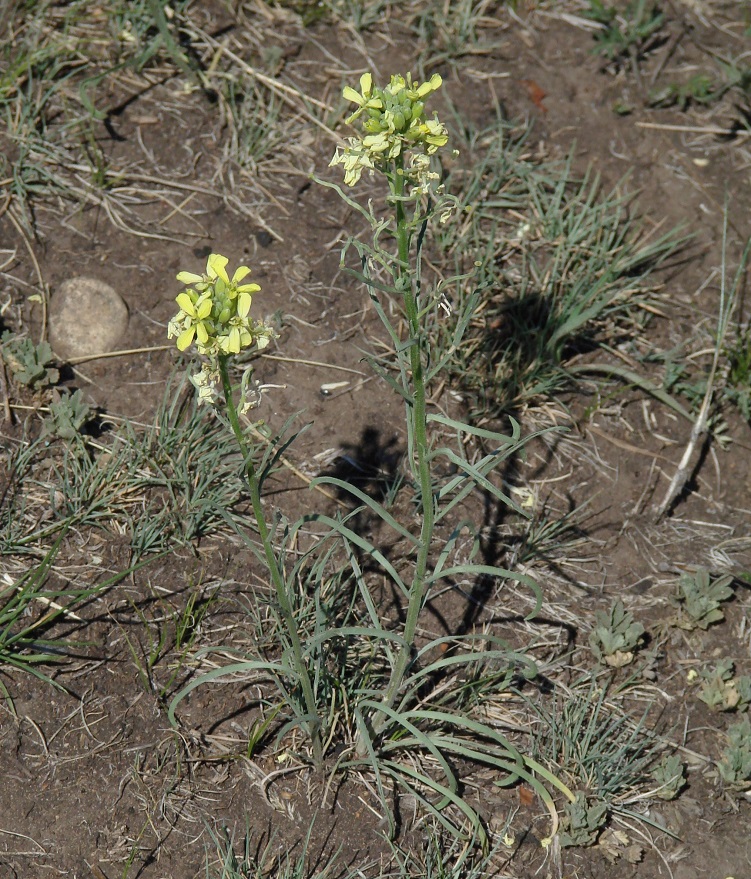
(171, 290), (214, 351)
(343, 72), (383, 124)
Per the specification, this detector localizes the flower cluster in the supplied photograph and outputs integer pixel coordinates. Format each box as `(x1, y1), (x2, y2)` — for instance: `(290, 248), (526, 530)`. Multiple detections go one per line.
(330, 72), (449, 187)
(168, 253), (274, 404)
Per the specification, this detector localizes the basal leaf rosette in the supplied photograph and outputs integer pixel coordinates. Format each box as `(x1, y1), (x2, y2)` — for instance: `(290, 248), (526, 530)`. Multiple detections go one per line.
(168, 253), (274, 404)
(330, 72), (449, 187)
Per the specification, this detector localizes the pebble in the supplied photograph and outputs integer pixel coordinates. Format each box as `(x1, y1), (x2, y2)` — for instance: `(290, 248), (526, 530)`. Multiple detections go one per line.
(48, 276), (129, 360)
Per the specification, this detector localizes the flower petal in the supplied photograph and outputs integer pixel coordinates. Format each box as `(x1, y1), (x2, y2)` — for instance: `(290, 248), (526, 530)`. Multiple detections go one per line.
(176, 270), (203, 284)
(237, 290), (252, 318)
(206, 254), (230, 284)
(176, 326), (195, 351)
(176, 292), (197, 315)
(196, 297), (213, 319)
(236, 282), (261, 294)
(343, 85), (365, 105)
(196, 322), (209, 344)
(232, 265), (251, 284)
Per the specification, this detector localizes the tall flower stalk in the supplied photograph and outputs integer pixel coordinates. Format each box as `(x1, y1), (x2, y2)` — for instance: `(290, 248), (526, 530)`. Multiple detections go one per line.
(330, 73), (450, 744)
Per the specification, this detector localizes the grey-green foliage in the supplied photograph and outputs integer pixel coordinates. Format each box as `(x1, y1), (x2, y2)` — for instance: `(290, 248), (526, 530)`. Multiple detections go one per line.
(589, 599), (645, 666)
(718, 717), (751, 790)
(650, 754), (685, 800)
(698, 660), (751, 713)
(674, 568), (734, 630)
(41, 389), (94, 440)
(1, 332), (59, 389)
(560, 792), (608, 847)
(531, 679), (662, 816)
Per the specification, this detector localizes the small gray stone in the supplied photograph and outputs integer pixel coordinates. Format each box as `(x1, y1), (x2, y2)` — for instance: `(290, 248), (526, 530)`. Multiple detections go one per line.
(48, 276), (129, 360)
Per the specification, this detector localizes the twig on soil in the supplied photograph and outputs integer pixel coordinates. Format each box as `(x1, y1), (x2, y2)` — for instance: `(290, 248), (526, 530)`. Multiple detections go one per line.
(636, 121), (751, 137)
(261, 353), (367, 375)
(65, 345), (173, 365)
(653, 381), (715, 521)
(0, 355), (12, 423)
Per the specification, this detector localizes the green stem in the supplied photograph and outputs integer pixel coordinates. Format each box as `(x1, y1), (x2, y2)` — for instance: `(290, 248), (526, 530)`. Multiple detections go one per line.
(218, 355), (322, 765)
(362, 157), (435, 748)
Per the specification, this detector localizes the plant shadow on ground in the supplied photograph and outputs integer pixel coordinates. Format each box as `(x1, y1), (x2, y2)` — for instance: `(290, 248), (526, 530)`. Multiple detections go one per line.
(1, 1), (751, 879)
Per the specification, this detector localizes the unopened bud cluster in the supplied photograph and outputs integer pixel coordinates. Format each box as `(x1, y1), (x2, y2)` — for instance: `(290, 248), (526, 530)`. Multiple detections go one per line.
(330, 72), (449, 187)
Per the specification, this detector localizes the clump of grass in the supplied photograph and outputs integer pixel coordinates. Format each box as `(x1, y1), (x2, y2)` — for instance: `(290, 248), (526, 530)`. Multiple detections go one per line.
(0, 375), (260, 557)
(408, 0), (505, 70)
(0, 529), (149, 692)
(430, 118), (685, 418)
(530, 676), (668, 840)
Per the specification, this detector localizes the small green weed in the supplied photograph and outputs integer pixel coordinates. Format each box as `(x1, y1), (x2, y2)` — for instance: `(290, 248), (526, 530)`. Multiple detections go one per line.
(589, 599), (646, 668)
(673, 568), (734, 630)
(41, 389), (94, 440)
(0, 332), (59, 390)
(560, 791), (608, 847)
(118, 583), (215, 699)
(648, 74), (718, 110)
(697, 660), (751, 713)
(717, 716), (751, 790)
(650, 753), (686, 800)
(724, 324), (751, 422)
(409, 0), (504, 69)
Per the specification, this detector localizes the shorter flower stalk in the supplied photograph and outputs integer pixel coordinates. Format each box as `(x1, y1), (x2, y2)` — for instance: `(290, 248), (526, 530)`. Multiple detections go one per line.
(169, 254), (322, 764)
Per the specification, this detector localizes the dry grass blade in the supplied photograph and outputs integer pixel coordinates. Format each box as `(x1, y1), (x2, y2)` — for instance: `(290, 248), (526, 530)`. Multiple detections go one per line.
(655, 209), (750, 519)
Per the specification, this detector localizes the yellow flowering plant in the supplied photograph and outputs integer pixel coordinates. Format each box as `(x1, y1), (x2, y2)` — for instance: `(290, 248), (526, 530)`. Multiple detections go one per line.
(330, 72), (448, 188)
(167, 253), (322, 763)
